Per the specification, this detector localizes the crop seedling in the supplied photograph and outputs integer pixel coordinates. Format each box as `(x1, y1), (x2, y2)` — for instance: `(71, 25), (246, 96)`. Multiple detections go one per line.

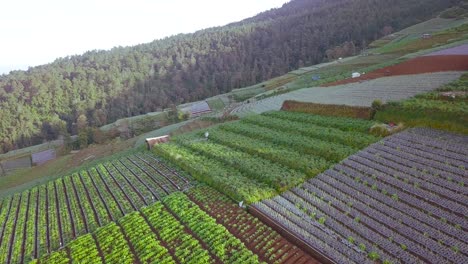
(318, 217), (326, 225)
(368, 251), (380, 261)
(359, 243), (366, 251)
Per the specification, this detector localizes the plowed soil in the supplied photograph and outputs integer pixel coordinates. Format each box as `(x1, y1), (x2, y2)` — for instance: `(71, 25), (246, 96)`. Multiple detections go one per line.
(323, 55), (468, 87)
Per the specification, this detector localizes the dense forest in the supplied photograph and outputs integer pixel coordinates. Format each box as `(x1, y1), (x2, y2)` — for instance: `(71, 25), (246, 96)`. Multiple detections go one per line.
(0, 0), (461, 153)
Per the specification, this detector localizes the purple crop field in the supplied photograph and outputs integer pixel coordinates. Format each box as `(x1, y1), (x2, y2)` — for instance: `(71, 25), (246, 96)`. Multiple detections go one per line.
(424, 44), (468, 56)
(253, 128), (468, 264)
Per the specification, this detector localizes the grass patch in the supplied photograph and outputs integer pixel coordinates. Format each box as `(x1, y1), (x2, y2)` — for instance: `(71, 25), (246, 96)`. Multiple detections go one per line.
(0, 155), (72, 198)
(0, 138), (141, 199)
(206, 98), (225, 110)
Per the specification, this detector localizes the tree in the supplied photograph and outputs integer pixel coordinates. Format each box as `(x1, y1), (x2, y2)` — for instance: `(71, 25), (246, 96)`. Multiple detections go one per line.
(76, 114), (88, 148)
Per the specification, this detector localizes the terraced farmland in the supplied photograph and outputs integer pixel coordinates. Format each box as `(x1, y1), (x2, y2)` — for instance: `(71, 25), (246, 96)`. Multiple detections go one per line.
(155, 111), (380, 203)
(0, 153), (191, 263)
(253, 128), (468, 264)
(230, 72), (464, 116)
(32, 187), (316, 264)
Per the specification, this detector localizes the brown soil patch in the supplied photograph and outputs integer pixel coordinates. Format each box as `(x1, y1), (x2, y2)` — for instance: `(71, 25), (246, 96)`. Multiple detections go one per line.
(170, 120), (215, 136)
(69, 137), (136, 168)
(186, 187), (320, 264)
(323, 55), (468, 87)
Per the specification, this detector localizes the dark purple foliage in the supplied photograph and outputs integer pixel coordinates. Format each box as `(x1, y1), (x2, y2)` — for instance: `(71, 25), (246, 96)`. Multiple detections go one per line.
(254, 128), (468, 263)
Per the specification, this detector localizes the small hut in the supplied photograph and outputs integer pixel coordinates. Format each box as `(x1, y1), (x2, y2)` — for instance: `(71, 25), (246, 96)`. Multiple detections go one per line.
(32, 149), (56, 166)
(145, 135), (170, 150)
(182, 101), (212, 117)
(421, 33), (432, 39)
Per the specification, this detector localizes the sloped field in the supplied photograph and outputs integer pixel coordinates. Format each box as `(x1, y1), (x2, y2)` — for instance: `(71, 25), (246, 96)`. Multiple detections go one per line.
(0, 153), (192, 263)
(253, 128), (468, 264)
(32, 188), (316, 264)
(230, 72), (464, 116)
(155, 111), (380, 203)
(324, 55), (468, 87)
(424, 44), (468, 56)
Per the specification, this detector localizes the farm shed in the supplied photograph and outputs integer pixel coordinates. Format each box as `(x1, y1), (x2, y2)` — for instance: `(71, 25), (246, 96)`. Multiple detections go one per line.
(0, 156), (32, 175)
(182, 101), (212, 117)
(31, 149), (56, 166)
(421, 33), (432, 39)
(145, 135), (170, 150)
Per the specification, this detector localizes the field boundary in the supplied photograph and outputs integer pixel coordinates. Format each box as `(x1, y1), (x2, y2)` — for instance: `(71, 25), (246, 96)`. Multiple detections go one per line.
(249, 205), (336, 264)
(281, 100), (373, 119)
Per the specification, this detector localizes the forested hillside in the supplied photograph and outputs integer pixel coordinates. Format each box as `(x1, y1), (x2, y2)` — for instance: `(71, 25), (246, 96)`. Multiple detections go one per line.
(0, 0), (460, 152)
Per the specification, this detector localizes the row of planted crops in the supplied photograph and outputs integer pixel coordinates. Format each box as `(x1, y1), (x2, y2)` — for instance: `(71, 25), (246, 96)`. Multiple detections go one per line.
(155, 111), (381, 203)
(1, 110), (465, 264)
(253, 127), (468, 264)
(31, 187), (315, 264)
(0, 153), (191, 263)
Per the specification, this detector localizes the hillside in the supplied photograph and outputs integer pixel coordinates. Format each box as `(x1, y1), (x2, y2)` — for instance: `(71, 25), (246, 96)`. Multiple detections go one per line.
(0, 6), (467, 264)
(0, 0), (460, 153)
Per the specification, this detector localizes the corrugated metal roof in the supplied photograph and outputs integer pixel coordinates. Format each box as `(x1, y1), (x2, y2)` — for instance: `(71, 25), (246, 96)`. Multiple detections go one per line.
(32, 149), (56, 165)
(190, 101), (212, 115)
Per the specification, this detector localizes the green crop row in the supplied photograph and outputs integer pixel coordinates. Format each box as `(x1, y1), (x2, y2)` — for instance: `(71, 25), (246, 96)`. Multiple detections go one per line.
(34, 190), (266, 264)
(68, 234), (101, 263)
(95, 222), (135, 264)
(156, 111), (378, 202)
(37, 250), (69, 264)
(9, 191), (29, 264)
(219, 121), (356, 162)
(141, 202), (213, 264)
(163, 193), (261, 263)
(0, 152), (188, 263)
(242, 114), (380, 148)
(0, 194), (20, 263)
(175, 135), (305, 192)
(155, 143), (276, 203)
(187, 186), (309, 263)
(206, 129), (332, 176)
(118, 212), (175, 263)
(264, 111), (375, 133)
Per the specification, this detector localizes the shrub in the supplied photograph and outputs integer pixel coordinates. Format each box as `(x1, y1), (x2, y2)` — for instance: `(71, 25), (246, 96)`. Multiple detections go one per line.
(370, 122), (404, 137)
(318, 217), (326, 225)
(359, 243), (366, 251)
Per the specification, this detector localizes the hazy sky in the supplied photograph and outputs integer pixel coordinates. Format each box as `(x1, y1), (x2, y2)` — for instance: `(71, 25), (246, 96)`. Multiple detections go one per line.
(0, 0), (289, 74)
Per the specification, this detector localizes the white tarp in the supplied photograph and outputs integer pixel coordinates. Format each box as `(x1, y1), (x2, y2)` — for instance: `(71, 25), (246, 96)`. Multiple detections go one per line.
(352, 72), (361, 78)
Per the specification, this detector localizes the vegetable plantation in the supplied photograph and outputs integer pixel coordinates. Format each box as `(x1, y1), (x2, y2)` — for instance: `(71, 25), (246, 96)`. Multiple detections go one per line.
(253, 128), (468, 264)
(0, 153), (191, 263)
(230, 72), (464, 116)
(32, 187), (316, 264)
(155, 111), (380, 203)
